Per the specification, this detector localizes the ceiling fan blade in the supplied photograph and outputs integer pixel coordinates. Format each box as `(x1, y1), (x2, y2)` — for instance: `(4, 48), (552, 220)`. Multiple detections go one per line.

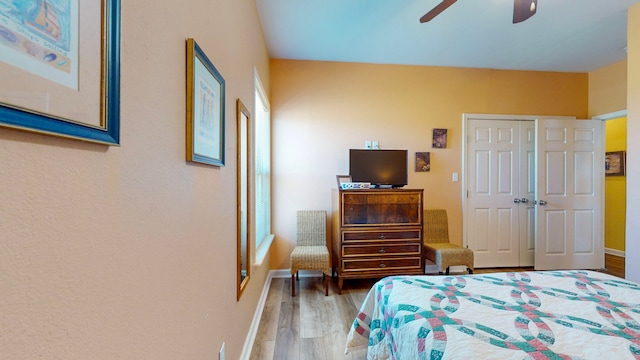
(513, 0), (537, 23)
(420, 0), (457, 23)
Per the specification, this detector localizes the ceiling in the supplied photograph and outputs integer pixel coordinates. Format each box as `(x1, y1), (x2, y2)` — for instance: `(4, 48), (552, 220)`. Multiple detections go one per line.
(256, 0), (640, 73)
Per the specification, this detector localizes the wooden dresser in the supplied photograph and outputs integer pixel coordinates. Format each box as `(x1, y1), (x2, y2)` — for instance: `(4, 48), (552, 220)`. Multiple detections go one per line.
(331, 189), (424, 294)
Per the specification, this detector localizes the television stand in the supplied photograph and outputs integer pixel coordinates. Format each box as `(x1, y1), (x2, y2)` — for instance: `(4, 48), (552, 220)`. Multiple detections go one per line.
(331, 188), (424, 294)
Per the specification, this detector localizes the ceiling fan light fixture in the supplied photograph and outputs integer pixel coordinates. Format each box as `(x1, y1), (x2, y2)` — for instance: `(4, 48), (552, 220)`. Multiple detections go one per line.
(513, 0), (538, 24)
(418, 0), (538, 25)
(420, 0), (457, 23)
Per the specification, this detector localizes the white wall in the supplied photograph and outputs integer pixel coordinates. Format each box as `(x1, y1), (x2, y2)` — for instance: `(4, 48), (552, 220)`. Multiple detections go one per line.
(626, 3), (640, 282)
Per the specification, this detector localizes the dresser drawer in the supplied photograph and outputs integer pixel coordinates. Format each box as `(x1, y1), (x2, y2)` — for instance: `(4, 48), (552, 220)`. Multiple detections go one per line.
(342, 243), (421, 257)
(342, 230), (421, 242)
(341, 191), (422, 226)
(342, 257), (422, 272)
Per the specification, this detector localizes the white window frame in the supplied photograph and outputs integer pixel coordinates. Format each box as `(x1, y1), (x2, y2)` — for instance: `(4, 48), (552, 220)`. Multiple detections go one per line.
(254, 69), (273, 265)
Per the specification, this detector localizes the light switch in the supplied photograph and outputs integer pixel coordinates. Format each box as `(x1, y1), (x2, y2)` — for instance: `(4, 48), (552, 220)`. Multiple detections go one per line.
(365, 141), (372, 149)
(372, 141), (379, 149)
(452, 172), (459, 182)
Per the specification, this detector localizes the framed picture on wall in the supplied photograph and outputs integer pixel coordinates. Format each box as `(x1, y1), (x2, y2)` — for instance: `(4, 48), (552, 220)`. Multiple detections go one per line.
(432, 129), (448, 148)
(0, 0), (121, 145)
(186, 38), (225, 167)
(605, 151), (626, 176)
(415, 152), (430, 172)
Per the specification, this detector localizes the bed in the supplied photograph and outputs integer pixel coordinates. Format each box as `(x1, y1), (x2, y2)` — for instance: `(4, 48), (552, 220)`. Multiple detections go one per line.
(345, 270), (640, 359)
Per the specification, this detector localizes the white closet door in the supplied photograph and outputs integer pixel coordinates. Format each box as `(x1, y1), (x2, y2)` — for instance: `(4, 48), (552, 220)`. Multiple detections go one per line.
(535, 119), (604, 270)
(467, 120), (521, 267)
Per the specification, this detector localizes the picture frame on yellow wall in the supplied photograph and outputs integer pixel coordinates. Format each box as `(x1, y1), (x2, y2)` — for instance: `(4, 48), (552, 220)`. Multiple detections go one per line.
(0, 0), (121, 145)
(432, 129), (447, 148)
(605, 151), (626, 176)
(186, 38), (225, 167)
(415, 152), (430, 172)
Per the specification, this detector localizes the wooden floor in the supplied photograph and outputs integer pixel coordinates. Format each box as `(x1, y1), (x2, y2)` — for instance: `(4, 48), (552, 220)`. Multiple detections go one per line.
(249, 255), (625, 360)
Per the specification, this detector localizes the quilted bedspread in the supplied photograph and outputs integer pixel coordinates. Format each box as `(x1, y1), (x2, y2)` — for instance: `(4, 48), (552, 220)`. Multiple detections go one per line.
(345, 271), (640, 359)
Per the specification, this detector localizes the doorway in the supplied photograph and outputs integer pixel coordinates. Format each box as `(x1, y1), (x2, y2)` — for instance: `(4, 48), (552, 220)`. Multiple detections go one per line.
(595, 111), (627, 259)
(462, 114), (605, 270)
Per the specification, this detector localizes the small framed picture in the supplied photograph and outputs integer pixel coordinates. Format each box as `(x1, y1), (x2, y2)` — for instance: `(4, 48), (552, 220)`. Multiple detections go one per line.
(416, 152), (431, 172)
(336, 175), (352, 188)
(186, 38), (226, 167)
(432, 129), (448, 148)
(605, 151), (626, 176)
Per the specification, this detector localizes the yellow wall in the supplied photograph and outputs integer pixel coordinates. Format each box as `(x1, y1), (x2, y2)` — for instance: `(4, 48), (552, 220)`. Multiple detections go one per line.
(0, 1), (269, 359)
(605, 118), (627, 252)
(269, 60), (588, 270)
(626, 3), (640, 282)
(589, 60), (627, 117)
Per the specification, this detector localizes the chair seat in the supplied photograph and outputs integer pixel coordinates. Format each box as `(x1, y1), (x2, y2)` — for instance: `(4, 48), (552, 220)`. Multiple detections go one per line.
(290, 246), (331, 275)
(424, 243), (474, 274)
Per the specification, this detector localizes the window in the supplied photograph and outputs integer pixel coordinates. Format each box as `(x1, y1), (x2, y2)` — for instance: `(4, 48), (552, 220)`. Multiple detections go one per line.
(254, 70), (273, 263)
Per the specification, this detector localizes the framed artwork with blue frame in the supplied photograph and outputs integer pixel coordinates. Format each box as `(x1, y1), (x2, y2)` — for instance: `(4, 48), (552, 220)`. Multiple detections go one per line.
(0, 0), (121, 145)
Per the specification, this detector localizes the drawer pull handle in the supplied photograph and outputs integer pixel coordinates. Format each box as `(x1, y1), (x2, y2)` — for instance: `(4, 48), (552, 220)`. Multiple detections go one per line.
(379, 263), (386, 268)
(379, 248), (386, 253)
(378, 234), (386, 239)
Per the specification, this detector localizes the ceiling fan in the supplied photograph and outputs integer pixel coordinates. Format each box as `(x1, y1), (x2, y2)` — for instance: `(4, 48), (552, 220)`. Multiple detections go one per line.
(420, 0), (538, 24)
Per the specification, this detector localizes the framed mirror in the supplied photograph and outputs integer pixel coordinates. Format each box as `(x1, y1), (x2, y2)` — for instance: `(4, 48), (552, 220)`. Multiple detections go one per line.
(237, 99), (251, 299)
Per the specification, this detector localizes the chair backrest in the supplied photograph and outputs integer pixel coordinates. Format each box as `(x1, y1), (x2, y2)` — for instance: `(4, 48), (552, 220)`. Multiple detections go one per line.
(423, 209), (450, 244)
(297, 210), (326, 246)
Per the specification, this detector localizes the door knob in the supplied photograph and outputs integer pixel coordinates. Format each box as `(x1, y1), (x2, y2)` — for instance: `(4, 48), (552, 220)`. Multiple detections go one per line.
(538, 200), (547, 205)
(513, 198), (521, 203)
(520, 198), (529, 203)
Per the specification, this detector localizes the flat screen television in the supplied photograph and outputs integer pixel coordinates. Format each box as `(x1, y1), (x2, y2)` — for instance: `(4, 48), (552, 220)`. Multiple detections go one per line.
(349, 149), (408, 188)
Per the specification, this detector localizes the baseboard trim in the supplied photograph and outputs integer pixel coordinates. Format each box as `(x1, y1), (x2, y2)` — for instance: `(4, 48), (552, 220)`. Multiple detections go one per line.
(605, 248), (626, 258)
(448, 265), (469, 273)
(271, 269), (290, 278)
(240, 270), (275, 360)
(424, 260), (468, 274)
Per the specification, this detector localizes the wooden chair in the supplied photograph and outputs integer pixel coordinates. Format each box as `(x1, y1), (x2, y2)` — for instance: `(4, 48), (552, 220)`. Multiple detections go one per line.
(290, 210), (331, 296)
(423, 209), (474, 275)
